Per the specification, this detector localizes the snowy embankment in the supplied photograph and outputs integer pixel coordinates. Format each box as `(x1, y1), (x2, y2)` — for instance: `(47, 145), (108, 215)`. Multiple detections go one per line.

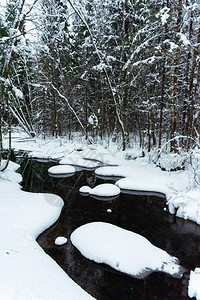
(93, 152), (200, 299)
(5, 134), (200, 225)
(188, 268), (200, 300)
(71, 222), (184, 279)
(0, 161), (94, 300)
(95, 158), (199, 224)
(3, 134), (200, 299)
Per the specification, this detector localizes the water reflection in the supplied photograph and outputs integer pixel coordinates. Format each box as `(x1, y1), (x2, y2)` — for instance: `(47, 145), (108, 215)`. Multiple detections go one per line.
(18, 158), (200, 300)
(90, 195), (120, 201)
(48, 173), (75, 178)
(121, 189), (166, 198)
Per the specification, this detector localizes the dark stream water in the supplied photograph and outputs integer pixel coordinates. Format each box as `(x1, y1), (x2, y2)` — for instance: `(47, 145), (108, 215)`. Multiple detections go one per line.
(18, 158), (200, 300)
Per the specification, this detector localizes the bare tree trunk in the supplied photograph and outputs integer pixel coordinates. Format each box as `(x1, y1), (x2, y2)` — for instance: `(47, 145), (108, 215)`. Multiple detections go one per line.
(170, 49), (180, 152)
(186, 28), (200, 150)
(85, 90), (88, 140)
(0, 105), (12, 172)
(158, 61), (166, 149)
(170, 1), (182, 152)
(186, 57), (196, 150)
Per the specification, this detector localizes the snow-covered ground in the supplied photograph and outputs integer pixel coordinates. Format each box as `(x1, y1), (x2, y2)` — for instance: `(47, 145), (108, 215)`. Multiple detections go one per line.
(2, 133), (200, 299)
(95, 159), (199, 224)
(188, 268), (200, 300)
(3, 133), (200, 233)
(0, 161), (94, 300)
(59, 156), (100, 169)
(71, 222), (184, 279)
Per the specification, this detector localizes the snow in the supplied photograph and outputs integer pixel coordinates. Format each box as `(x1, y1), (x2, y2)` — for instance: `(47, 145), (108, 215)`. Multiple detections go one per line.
(48, 165), (75, 177)
(178, 33), (190, 46)
(3, 135), (73, 160)
(156, 7), (170, 25)
(156, 152), (187, 171)
(79, 183), (120, 199)
(55, 236), (68, 246)
(95, 165), (129, 178)
(71, 222), (184, 279)
(168, 188), (200, 225)
(60, 145), (121, 166)
(59, 156), (99, 169)
(2, 133), (200, 298)
(90, 183), (120, 197)
(188, 268), (200, 300)
(0, 160), (22, 184)
(163, 39), (178, 52)
(3, 134), (122, 165)
(95, 159), (191, 200)
(131, 56), (159, 67)
(95, 156), (200, 238)
(3, 134), (200, 227)
(13, 86), (24, 99)
(79, 185), (92, 194)
(0, 161), (94, 300)
(88, 113), (98, 127)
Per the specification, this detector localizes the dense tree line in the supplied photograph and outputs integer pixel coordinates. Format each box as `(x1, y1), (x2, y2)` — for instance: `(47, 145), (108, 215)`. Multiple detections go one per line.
(0, 0), (199, 162)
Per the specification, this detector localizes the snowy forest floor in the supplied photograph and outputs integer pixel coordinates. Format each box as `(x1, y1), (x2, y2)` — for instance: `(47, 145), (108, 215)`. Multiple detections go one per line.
(1, 130), (200, 299)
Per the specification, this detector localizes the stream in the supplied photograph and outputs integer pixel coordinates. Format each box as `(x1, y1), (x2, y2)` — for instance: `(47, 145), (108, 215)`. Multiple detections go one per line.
(18, 157), (200, 300)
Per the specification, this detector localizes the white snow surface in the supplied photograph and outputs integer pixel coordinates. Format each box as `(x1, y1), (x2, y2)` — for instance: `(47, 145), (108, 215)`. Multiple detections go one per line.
(71, 222), (183, 278)
(95, 157), (200, 236)
(90, 183), (120, 197)
(3, 134), (200, 228)
(168, 188), (200, 225)
(13, 86), (24, 99)
(188, 268), (200, 300)
(156, 7), (170, 25)
(96, 160), (190, 200)
(0, 161), (94, 300)
(2, 133), (200, 298)
(59, 156), (99, 169)
(79, 186), (92, 194)
(48, 164), (75, 175)
(179, 33), (190, 46)
(55, 236), (68, 246)
(79, 184), (120, 197)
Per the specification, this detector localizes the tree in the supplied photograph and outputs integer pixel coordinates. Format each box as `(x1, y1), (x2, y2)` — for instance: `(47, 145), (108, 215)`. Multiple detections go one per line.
(0, 0), (38, 169)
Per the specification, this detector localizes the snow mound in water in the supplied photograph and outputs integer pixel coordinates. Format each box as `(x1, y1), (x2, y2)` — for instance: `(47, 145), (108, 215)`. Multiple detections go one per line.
(90, 183), (120, 197)
(48, 165), (75, 176)
(55, 236), (68, 246)
(71, 222), (184, 279)
(80, 183), (120, 198)
(79, 186), (92, 194)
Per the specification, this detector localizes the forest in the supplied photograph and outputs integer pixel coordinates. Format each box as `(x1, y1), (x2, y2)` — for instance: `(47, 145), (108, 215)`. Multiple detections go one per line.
(0, 0), (199, 158)
(1, 1), (200, 299)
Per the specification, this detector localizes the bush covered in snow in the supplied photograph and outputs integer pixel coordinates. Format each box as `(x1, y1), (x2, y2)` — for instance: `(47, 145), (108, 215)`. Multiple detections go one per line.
(152, 151), (188, 171)
(157, 153), (188, 171)
(124, 148), (145, 160)
(190, 150), (200, 185)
